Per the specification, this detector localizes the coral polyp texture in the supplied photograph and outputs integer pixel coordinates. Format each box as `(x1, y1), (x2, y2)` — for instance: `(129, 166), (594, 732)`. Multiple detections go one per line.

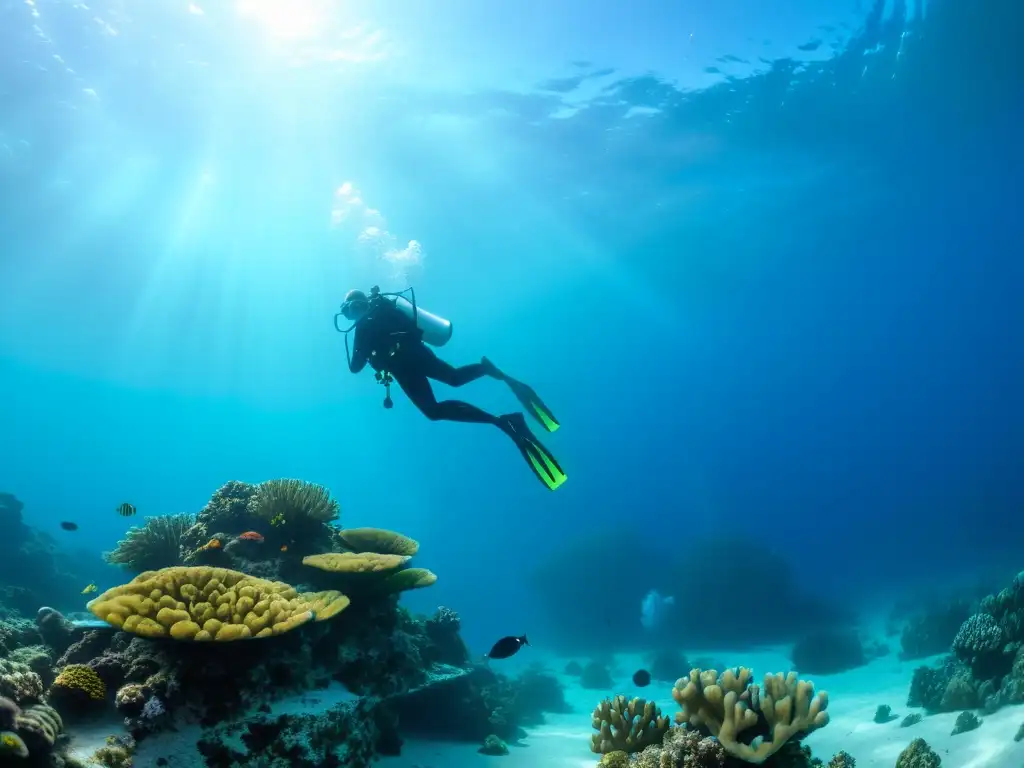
(590, 694), (670, 754)
(672, 667), (829, 764)
(49, 667), (104, 704)
(104, 513), (196, 573)
(338, 527), (420, 556)
(86, 566), (350, 641)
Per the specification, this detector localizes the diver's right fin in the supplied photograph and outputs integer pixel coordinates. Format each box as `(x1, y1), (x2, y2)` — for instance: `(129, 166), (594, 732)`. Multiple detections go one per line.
(499, 413), (567, 491)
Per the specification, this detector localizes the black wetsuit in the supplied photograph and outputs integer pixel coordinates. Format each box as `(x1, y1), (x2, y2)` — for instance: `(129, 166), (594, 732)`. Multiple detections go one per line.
(349, 298), (497, 424)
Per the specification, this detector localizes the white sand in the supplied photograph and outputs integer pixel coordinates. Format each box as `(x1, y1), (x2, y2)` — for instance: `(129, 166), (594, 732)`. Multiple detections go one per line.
(66, 649), (1024, 767)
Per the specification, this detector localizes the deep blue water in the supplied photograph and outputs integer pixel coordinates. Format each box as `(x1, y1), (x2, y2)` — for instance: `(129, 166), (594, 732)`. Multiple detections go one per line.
(0, 0), (1021, 656)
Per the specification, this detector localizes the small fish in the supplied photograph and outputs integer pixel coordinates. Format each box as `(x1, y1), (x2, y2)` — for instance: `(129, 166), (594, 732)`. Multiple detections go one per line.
(632, 669), (651, 687)
(60, 521), (79, 531)
(280, 545), (288, 552)
(116, 503), (136, 517)
(487, 635), (529, 660)
(238, 531), (264, 543)
(199, 538), (221, 551)
(82, 583), (97, 594)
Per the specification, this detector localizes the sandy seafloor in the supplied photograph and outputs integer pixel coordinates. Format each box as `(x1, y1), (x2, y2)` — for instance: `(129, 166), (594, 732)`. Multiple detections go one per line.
(63, 647), (1024, 768)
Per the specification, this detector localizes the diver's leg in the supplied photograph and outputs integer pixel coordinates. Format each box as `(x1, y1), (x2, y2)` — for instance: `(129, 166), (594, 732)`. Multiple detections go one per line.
(394, 369), (499, 425)
(417, 345), (494, 387)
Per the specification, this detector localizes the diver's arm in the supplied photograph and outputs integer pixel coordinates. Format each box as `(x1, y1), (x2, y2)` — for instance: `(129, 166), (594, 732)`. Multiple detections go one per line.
(349, 334), (369, 374)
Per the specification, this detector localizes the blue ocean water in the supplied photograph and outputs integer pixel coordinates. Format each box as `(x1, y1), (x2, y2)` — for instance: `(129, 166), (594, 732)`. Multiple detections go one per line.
(0, 0), (1021, 675)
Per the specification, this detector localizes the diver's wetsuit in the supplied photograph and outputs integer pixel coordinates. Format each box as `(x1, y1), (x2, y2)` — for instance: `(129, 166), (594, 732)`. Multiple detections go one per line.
(348, 298), (498, 424)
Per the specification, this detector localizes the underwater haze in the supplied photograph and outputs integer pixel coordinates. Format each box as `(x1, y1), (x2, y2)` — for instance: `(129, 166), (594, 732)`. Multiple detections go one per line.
(1, 0), (1024, 762)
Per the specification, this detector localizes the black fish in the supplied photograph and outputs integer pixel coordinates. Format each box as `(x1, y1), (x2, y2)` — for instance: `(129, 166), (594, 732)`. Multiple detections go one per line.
(632, 669), (651, 687)
(60, 521), (79, 531)
(117, 503), (136, 517)
(487, 635), (529, 660)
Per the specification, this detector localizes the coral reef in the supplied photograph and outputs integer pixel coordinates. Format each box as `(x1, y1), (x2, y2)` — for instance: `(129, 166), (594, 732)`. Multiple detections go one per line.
(590, 695), (670, 754)
(632, 726), (725, 767)
(424, 607), (470, 667)
(649, 648), (689, 683)
(895, 737), (940, 767)
(950, 710), (980, 735)
(906, 569), (1024, 714)
(672, 667), (829, 764)
(104, 514), (195, 573)
(479, 734), (509, 755)
(197, 695), (388, 768)
(86, 566), (349, 640)
(873, 704), (897, 724)
(900, 713), (922, 727)
(790, 629), (866, 675)
(0, 657), (45, 705)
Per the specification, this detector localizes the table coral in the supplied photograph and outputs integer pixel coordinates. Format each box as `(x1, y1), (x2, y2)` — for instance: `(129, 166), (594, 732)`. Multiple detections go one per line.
(381, 567), (437, 593)
(590, 695), (670, 754)
(672, 667), (829, 764)
(338, 527), (420, 556)
(303, 552), (410, 573)
(86, 566), (350, 641)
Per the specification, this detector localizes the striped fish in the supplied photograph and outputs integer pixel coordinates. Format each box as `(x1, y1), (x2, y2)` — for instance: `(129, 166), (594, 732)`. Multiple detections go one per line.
(116, 502), (136, 517)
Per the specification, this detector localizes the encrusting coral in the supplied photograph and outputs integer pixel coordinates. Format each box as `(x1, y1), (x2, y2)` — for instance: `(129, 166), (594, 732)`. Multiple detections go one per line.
(86, 566), (350, 640)
(104, 514), (196, 573)
(672, 667), (829, 764)
(590, 695), (670, 754)
(50, 664), (106, 703)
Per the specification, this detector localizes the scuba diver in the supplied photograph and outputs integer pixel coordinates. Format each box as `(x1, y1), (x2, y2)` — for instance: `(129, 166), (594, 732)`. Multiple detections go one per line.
(336, 286), (567, 491)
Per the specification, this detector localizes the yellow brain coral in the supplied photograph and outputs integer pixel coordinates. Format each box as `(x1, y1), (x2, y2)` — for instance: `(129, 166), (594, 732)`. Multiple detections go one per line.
(86, 566), (350, 641)
(302, 552), (410, 573)
(52, 664), (105, 701)
(338, 527), (419, 556)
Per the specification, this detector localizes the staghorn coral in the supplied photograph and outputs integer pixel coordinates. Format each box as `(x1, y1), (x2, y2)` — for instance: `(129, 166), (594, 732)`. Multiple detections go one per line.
(672, 667), (829, 764)
(248, 478), (340, 526)
(590, 695), (670, 754)
(104, 513), (195, 573)
(86, 566), (350, 640)
(50, 664), (106, 707)
(338, 527), (419, 556)
(303, 552), (409, 573)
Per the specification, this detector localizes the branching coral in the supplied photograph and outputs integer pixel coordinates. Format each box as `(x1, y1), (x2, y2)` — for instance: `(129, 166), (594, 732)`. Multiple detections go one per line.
(672, 667), (829, 764)
(0, 658), (44, 705)
(590, 695), (670, 754)
(87, 566), (350, 640)
(104, 514), (196, 573)
(634, 726), (726, 768)
(248, 478), (340, 526)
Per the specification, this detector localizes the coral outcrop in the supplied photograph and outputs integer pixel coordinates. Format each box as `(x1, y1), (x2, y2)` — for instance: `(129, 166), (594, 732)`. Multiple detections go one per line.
(906, 569), (1024, 715)
(104, 514), (195, 573)
(590, 695), (670, 754)
(672, 667), (829, 764)
(86, 566), (350, 640)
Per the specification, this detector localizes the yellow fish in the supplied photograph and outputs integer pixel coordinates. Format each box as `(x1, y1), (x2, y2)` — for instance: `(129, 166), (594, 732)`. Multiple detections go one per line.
(82, 583), (97, 594)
